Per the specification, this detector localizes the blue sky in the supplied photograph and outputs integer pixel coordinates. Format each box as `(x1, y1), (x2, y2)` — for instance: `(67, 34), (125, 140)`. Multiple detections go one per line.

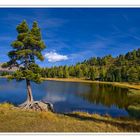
(0, 8), (140, 67)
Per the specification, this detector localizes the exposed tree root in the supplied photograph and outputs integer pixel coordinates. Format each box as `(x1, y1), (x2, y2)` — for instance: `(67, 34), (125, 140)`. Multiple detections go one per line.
(18, 101), (54, 112)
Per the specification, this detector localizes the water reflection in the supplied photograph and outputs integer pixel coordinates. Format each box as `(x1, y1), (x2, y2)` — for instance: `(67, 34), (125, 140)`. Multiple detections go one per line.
(0, 78), (130, 117)
(78, 83), (130, 109)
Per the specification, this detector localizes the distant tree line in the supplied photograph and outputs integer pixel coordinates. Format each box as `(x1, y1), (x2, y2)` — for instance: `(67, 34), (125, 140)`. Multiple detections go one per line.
(2, 48), (140, 82)
(41, 48), (140, 82)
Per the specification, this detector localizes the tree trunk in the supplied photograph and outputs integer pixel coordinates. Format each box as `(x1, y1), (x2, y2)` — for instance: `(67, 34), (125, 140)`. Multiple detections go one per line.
(19, 79), (54, 112)
(26, 79), (33, 102)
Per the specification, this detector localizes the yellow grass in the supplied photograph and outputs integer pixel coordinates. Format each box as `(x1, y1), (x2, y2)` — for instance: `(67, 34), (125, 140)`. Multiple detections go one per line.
(0, 103), (139, 132)
(42, 78), (140, 90)
(1, 76), (140, 90)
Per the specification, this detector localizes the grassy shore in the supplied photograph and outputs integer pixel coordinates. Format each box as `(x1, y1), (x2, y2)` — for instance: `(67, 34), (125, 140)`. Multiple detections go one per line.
(1, 76), (140, 90)
(43, 78), (140, 90)
(0, 103), (139, 132)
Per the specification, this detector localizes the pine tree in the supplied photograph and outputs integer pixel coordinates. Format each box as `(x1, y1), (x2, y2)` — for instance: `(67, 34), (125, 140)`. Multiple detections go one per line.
(63, 66), (69, 78)
(89, 67), (98, 80)
(100, 67), (107, 81)
(3, 21), (53, 111)
(127, 67), (139, 82)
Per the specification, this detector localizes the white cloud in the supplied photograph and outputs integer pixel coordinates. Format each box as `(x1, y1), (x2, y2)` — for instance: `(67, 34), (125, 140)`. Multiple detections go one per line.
(44, 51), (68, 62)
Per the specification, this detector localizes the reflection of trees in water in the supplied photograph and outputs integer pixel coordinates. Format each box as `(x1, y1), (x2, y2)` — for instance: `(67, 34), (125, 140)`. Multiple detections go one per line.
(78, 84), (130, 109)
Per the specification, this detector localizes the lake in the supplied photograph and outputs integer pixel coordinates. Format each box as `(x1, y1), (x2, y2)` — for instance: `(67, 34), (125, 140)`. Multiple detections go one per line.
(0, 78), (131, 117)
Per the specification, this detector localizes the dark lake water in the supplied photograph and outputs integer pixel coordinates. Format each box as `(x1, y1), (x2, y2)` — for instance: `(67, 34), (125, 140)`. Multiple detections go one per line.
(0, 78), (131, 117)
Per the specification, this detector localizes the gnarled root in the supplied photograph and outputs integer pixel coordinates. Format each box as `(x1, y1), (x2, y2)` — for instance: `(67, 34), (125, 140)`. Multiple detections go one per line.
(18, 101), (54, 112)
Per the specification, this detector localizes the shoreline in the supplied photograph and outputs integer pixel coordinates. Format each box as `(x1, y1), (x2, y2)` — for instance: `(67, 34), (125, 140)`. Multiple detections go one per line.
(42, 78), (140, 90)
(1, 76), (140, 90)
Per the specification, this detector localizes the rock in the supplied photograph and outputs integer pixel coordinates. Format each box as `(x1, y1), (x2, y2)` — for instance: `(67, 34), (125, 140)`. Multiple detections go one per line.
(103, 113), (110, 118)
(41, 101), (54, 112)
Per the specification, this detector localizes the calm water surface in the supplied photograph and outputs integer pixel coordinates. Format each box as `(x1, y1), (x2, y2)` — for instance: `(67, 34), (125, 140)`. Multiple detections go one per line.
(0, 78), (130, 117)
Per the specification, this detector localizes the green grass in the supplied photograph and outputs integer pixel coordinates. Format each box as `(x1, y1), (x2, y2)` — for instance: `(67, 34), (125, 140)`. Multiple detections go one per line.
(128, 89), (140, 104)
(127, 105), (140, 118)
(0, 103), (140, 132)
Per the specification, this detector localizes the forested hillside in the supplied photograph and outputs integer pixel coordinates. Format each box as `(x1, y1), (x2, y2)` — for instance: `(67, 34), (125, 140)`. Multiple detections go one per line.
(41, 48), (140, 82)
